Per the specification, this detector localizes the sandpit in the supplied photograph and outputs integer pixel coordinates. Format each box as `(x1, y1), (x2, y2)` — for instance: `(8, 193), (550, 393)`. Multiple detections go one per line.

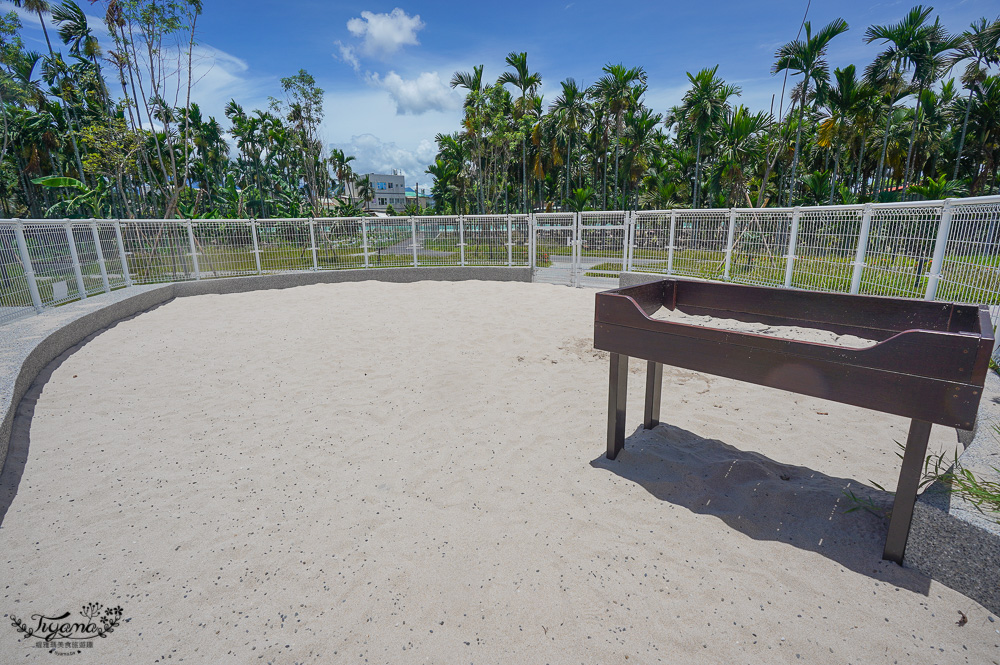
(0, 280), (997, 664)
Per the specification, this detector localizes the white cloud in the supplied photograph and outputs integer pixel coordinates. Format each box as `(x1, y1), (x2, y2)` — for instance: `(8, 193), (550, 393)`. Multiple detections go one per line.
(369, 71), (462, 115)
(335, 41), (360, 72)
(330, 133), (438, 181)
(346, 8), (424, 59)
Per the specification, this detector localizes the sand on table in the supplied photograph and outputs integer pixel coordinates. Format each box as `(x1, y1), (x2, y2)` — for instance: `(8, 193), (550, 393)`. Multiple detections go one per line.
(0, 280), (995, 664)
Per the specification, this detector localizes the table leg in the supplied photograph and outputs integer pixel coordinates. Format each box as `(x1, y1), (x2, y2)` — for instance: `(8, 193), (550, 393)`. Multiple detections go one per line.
(882, 419), (933, 564)
(607, 353), (628, 460)
(644, 361), (662, 429)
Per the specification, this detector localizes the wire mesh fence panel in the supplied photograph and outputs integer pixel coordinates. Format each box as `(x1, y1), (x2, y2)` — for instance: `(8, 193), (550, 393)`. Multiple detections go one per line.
(533, 213), (576, 266)
(937, 201), (1000, 306)
(580, 227), (626, 283)
(790, 207), (864, 292)
(632, 211), (673, 274)
(23, 222), (82, 305)
(511, 215), (530, 266)
(121, 221), (195, 284)
(0, 224), (35, 324)
(70, 224), (107, 295)
(860, 204), (942, 299)
(671, 210), (730, 280)
(96, 222), (127, 289)
(461, 215), (507, 266)
(314, 218), (366, 270)
(534, 227), (576, 284)
(412, 215), (459, 266)
(579, 211), (627, 226)
(191, 220), (258, 277)
(366, 218), (413, 268)
(257, 219), (314, 273)
(729, 209), (792, 287)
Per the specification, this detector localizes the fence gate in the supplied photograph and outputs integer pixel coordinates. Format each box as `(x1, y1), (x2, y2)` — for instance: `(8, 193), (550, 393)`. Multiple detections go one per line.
(578, 211), (629, 288)
(532, 212), (579, 286)
(531, 212), (629, 288)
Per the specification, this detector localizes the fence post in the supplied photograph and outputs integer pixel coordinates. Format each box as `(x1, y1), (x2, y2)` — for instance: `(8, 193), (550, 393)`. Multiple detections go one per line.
(361, 219), (370, 268)
(783, 207), (801, 288)
(13, 220), (43, 313)
(113, 220), (132, 286)
(507, 214), (513, 267)
(723, 209), (737, 280)
(411, 216), (418, 267)
(89, 219), (111, 293)
(924, 199), (954, 301)
(308, 218), (319, 271)
(185, 218), (201, 280)
(573, 212), (581, 288)
(849, 203), (874, 294)
(528, 214), (535, 272)
(623, 211), (633, 273)
(667, 210), (677, 275)
(64, 220), (87, 298)
(459, 215), (466, 267)
(250, 219), (262, 275)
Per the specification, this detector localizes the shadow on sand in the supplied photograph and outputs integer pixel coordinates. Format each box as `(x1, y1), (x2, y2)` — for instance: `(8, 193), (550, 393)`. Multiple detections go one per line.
(591, 422), (933, 595)
(0, 305), (166, 529)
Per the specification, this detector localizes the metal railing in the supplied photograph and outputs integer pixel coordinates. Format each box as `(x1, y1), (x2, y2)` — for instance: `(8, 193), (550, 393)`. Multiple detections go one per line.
(0, 215), (531, 325)
(1, 196), (999, 328)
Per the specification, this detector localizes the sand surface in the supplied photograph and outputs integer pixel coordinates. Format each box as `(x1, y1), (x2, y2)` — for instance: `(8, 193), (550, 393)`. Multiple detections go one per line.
(0, 280), (997, 664)
(650, 307), (877, 348)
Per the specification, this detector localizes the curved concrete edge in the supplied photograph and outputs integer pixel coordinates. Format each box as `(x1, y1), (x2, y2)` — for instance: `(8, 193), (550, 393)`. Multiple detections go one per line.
(0, 266), (531, 472)
(172, 265), (531, 296)
(904, 370), (1000, 615)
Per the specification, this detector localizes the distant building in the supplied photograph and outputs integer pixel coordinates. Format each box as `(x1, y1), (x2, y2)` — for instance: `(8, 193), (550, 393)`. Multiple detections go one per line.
(405, 186), (434, 209)
(364, 171), (405, 212)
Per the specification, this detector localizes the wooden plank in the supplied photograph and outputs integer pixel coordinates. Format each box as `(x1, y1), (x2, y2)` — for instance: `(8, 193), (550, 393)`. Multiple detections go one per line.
(595, 322), (982, 429)
(596, 294), (982, 384)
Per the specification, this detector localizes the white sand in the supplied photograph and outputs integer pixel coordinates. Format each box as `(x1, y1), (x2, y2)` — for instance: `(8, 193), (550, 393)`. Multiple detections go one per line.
(0, 280), (996, 664)
(650, 307), (878, 348)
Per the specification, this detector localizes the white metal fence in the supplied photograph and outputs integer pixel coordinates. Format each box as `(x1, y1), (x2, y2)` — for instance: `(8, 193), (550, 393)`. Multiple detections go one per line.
(2, 196), (1000, 327)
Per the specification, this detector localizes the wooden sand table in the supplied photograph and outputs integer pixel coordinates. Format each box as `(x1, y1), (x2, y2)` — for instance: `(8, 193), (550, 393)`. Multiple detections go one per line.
(594, 278), (993, 563)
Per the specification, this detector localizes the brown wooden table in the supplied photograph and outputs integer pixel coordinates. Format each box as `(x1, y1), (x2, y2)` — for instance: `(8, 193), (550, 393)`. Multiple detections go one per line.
(594, 278), (993, 563)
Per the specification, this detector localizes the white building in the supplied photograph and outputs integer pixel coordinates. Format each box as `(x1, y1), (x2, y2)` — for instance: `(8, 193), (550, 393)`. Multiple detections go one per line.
(366, 171), (406, 212)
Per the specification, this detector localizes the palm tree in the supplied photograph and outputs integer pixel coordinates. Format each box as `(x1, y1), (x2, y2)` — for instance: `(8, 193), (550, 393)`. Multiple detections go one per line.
(12, 0), (87, 186)
(329, 148), (355, 191)
(451, 64), (486, 213)
(772, 17), (850, 204)
(354, 174), (374, 213)
(865, 6), (959, 196)
(497, 52), (541, 213)
(550, 78), (591, 204)
(816, 65), (877, 202)
(947, 17), (1000, 180)
(903, 20), (961, 191)
(679, 65), (740, 208)
(711, 105), (771, 207)
(589, 64), (647, 208)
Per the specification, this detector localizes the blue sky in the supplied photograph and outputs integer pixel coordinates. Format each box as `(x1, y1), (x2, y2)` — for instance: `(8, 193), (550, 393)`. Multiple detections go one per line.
(5, 0), (999, 184)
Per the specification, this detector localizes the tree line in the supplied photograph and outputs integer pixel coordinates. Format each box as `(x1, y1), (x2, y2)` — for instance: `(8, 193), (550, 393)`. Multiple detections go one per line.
(0, 0), (395, 219)
(428, 6), (1000, 214)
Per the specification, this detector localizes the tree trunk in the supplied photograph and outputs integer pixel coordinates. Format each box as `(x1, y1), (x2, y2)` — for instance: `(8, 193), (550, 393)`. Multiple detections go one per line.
(693, 133), (702, 209)
(874, 110), (892, 200)
(787, 76), (810, 206)
(952, 82), (977, 181)
(902, 82), (925, 196)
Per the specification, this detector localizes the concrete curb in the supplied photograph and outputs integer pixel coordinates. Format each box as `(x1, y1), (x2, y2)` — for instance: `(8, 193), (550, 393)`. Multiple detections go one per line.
(0, 267), (531, 471)
(905, 370), (1000, 614)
